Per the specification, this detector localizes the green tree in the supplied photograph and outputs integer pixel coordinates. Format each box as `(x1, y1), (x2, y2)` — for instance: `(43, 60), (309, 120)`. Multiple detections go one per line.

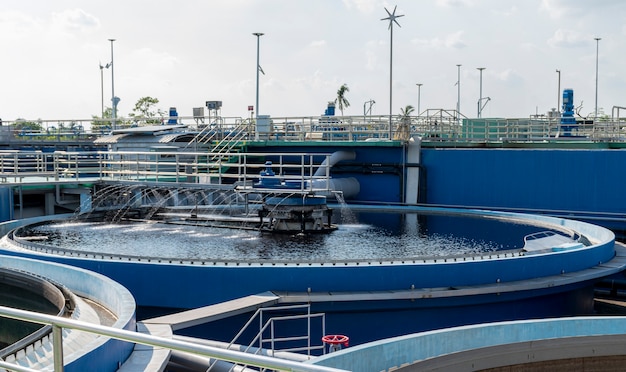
(395, 105), (414, 141)
(12, 119), (43, 137)
(400, 104), (415, 118)
(129, 96), (164, 124)
(91, 107), (113, 133)
(335, 84), (350, 116)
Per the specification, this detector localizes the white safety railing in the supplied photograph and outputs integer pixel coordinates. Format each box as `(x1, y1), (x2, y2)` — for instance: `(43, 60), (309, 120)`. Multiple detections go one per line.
(211, 304), (327, 371)
(0, 150), (336, 194)
(0, 305), (348, 372)
(4, 110), (626, 144)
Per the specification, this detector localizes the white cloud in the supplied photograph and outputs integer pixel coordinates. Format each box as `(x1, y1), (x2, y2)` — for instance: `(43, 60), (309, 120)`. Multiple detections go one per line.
(342, 0), (379, 13)
(548, 29), (588, 48)
(496, 69), (524, 86)
(436, 0), (473, 8)
(445, 31), (467, 49)
(519, 42), (540, 52)
(490, 5), (518, 17)
(2, 1), (626, 120)
(51, 8), (99, 35)
(130, 48), (180, 72)
(294, 70), (335, 90)
(411, 31), (467, 49)
(541, 0), (623, 19)
(540, 0), (568, 18)
(0, 11), (43, 41)
(309, 40), (327, 48)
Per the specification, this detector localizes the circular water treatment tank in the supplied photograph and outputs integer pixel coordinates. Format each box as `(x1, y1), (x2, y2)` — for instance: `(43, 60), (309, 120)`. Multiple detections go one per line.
(0, 268), (70, 354)
(10, 209), (573, 261)
(0, 206), (618, 347)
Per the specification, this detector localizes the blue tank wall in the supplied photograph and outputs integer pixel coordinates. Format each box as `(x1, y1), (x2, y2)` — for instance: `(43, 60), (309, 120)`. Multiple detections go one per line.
(248, 144), (626, 215)
(181, 282), (594, 346)
(421, 148), (626, 216)
(0, 235), (613, 310)
(0, 187), (13, 222)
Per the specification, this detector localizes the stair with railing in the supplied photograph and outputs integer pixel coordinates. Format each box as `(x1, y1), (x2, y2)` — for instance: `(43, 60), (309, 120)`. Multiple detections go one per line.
(185, 120), (253, 180)
(210, 304), (327, 371)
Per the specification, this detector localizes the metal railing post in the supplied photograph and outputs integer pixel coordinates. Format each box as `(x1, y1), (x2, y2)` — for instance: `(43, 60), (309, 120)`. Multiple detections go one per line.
(52, 324), (64, 372)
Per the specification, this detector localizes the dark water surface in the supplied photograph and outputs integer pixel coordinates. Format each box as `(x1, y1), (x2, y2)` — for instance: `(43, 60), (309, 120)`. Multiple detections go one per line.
(22, 211), (552, 261)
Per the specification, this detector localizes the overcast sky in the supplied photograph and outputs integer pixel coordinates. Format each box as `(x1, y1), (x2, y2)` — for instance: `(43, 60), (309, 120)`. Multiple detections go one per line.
(0, 0), (623, 122)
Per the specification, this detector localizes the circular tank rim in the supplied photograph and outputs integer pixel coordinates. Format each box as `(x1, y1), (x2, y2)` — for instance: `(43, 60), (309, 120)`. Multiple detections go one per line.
(3, 204), (615, 266)
(308, 315), (626, 371)
(0, 254), (136, 370)
(0, 267), (69, 358)
(0, 209), (621, 312)
(0, 206), (617, 295)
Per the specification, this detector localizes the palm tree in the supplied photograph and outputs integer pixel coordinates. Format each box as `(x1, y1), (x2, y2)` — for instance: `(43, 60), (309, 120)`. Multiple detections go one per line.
(395, 105), (414, 141)
(400, 104), (415, 118)
(335, 84), (350, 116)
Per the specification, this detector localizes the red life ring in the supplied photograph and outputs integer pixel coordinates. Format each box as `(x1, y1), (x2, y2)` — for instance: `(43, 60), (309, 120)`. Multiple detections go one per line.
(321, 334), (349, 347)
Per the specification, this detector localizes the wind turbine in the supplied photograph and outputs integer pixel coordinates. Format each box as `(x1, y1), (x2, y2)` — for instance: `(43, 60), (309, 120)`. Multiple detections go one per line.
(381, 5), (404, 139)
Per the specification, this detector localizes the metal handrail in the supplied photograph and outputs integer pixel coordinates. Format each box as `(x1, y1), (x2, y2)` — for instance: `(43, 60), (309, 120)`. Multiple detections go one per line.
(216, 304), (326, 372)
(0, 150), (336, 193)
(5, 110), (626, 143)
(0, 305), (348, 372)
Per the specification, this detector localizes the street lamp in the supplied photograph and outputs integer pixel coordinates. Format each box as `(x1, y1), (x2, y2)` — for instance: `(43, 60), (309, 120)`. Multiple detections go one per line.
(99, 62), (107, 118)
(477, 67), (485, 118)
(416, 83), (422, 116)
(456, 64), (461, 119)
(556, 69), (561, 112)
(594, 37), (601, 118)
(381, 5), (404, 139)
(253, 32), (264, 140)
(108, 39), (117, 130)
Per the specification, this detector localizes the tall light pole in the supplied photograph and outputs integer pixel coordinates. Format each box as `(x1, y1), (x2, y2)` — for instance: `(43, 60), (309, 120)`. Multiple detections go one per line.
(594, 37), (601, 118)
(416, 83), (422, 116)
(381, 5), (404, 139)
(477, 67), (485, 118)
(253, 32), (264, 140)
(556, 69), (561, 112)
(99, 63), (105, 118)
(456, 64), (461, 119)
(108, 39), (117, 130)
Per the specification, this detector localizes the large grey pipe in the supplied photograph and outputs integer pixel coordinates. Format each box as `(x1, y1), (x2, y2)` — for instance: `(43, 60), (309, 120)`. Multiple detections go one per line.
(312, 150), (360, 199)
(313, 150), (356, 178)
